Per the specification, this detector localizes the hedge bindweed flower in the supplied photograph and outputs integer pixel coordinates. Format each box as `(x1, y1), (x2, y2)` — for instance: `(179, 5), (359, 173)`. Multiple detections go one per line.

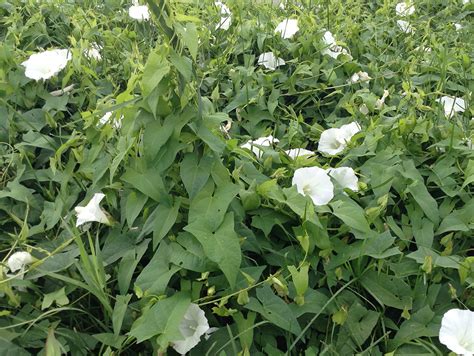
(84, 43), (102, 61)
(257, 52), (286, 70)
(275, 19), (299, 39)
(21, 49), (72, 81)
(397, 20), (414, 33)
(99, 112), (123, 129)
(7, 251), (33, 273)
(215, 1), (232, 30)
(375, 90), (390, 109)
(172, 304), (210, 355)
(292, 167), (334, 206)
(128, 2), (150, 21)
(318, 122), (361, 156)
(74, 193), (111, 227)
(439, 309), (474, 355)
(285, 148), (315, 159)
(349, 71), (371, 84)
(436, 96), (466, 118)
(321, 31), (351, 59)
(241, 135), (279, 158)
(455, 23), (463, 31)
(327, 167), (359, 191)
(395, 1), (415, 16)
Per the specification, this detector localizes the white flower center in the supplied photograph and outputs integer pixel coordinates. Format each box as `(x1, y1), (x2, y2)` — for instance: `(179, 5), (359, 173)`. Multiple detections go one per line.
(302, 184), (312, 196)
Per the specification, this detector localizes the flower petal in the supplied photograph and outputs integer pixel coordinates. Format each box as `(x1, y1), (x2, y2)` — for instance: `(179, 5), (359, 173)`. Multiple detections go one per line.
(292, 167), (334, 206)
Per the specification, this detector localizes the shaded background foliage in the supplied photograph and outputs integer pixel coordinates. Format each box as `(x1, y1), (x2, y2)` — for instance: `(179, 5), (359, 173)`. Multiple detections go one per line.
(0, 0), (473, 354)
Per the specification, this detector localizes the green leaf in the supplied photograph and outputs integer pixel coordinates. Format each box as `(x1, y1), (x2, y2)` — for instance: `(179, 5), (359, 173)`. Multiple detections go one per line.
(0, 338), (30, 356)
(344, 303), (379, 347)
(45, 328), (63, 356)
(112, 294), (132, 336)
(141, 49), (170, 96)
(125, 191), (148, 228)
(188, 182), (240, 231)
(360, 270), (412, 310)
(117, 240), (149, 294)
(152, 199), (181, 249)
(121, 168), (168, 203)
(135, 242), (181, 295)
(129, 292), (190, 345)
(184, 212), (241, 287)
(245, 285), (302, 335)
(330, 197), (371, 233)
(180, 153), (213, 199)
(178, 23), (198, 60)
(399, 161), (439, 225)
(42, 287), (69, 310)
(436, 199), (474, 235)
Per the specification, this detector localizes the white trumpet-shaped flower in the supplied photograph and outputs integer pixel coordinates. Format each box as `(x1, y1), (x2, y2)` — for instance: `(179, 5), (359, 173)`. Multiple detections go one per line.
(318, 122), (361, 156)
(215, 1), (232, 30)
(128, 2), (150, 21)
(397, 20), (414, 33)
(327, 167), (359, 191)
(7, 251), (33, 273)
(84, 43), (102, 61)
(284, 148), (315, 159)
(375, 90), (390, 109)
(292, 167), (334, 206)
(257, 52), (286, 70)
(98, 111), (123, 129)
(436, 96), (466, 118)
(241, 135), (279, 158)
(172, 304), (210, 355)
(439, 309), (474, 356)
(275, 19), (299, 39)
(321, 31), (352, 59)
(349, 71), (371, 83)
(21, 49), (72, 81)
(74, 193), (111, 227)
(395, 1), (415, 16)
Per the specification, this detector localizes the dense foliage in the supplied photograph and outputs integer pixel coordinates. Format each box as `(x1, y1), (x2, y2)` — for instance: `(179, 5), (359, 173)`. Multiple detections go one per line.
(0, 0), (473, 354)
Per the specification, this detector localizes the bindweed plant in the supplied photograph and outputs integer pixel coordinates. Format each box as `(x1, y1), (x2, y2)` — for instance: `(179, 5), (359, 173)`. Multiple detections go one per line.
(0, 0), (473, 354)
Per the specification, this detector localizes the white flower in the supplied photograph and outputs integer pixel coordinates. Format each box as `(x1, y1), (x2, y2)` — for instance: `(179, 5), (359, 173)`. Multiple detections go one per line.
(322, 31), (337, 46)
(436, 96), (466, 118)
(172, 304), (210, 355)
(395, 1), (415, 16)
(439, 309), (474, 356)
(454, 23), (463, 31)
(7, 251), (33, 273)
(241, 135), (279, 158)
(359, 104), (369, 115)
(462, 0), (470, 4)
(285, 148), (315, 159)
(84, 43), (102, 61)
(275, 19), (299, 39)
(375, 90), (390, 109)
(257, 52), (286, 70)
(21, 49), (72, 81)
(215, 1), (232, 30)
(397, 20), (414, 33)
(349, 71), (371, 83)
(74, 193), (111, 227)
(327, 167), (359, 191)
(128, 3), (150, 21)
(321, 31), (352, 60)
(98, 112), (123, 129)
(292, 167), (334, 206)
(318, 122), (361, 156)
